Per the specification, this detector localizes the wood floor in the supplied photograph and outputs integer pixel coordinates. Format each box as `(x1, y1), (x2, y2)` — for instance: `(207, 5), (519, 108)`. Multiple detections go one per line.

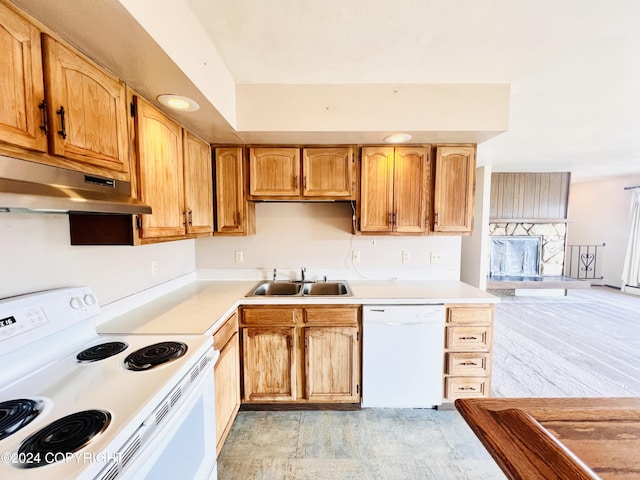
(218, 286), (640, 479)
(492, 286), (640, 397)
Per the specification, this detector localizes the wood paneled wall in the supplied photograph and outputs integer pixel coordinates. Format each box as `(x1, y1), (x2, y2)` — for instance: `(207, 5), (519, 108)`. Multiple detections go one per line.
(490, 173), (570, 220)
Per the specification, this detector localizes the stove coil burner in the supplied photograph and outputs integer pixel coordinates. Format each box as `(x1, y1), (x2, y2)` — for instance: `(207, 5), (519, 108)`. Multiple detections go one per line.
(76, 341), (128, 363)
(124, 341), (188, 371)
(17, 410), (111, 468)
(0, 399), (43, 441)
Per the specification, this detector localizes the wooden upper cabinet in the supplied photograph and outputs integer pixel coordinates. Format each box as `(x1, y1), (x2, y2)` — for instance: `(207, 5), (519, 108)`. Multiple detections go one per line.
(0, 3), (47, 152)
(360, 146), (395, 232)
(302, 147), (354, 198)
(183, 131), (213, 235)
(134, 96), (185, 239)
(393, 147), (428, 233)
(42, 34), (129, 179)
(249, 146), (355, 200)
(360, 146), (428, 233)
(249, 147), (300, 197)
(433, 145), (476, 234)
(214, 147), (255, 235)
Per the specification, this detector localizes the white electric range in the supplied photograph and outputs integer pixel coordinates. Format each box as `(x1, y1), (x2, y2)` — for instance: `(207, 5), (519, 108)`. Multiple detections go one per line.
(0, 286), (219, 480)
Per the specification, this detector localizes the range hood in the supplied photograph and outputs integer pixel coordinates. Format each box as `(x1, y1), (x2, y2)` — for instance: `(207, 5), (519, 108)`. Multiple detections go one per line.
(0, 156), (151, 215)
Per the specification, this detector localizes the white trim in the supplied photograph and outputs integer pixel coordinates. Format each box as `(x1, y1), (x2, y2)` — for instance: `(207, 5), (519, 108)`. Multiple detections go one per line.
(621, 284), (640, 296)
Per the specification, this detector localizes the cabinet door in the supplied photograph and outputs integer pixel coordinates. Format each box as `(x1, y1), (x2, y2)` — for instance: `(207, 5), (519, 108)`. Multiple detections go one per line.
(249, 147), (300, 197)
(360, 146), (394, 232)
(214, 332), (240, 455)
(433, 145), (476, 234)
(302, 147), (354, 198)
(183, 131), (213, 235)
(0, 4), (46, 152)
(393, 147), (428, 233)
(215, 147), (246, 234)
(42, 35), (129, 178)
(242, 327), (296, 402)
(305, 326), (360, 402)
(134, 96), (185, 238)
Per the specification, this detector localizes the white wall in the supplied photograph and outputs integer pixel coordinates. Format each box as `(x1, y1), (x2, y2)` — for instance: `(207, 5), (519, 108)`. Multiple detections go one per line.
(195, 203), (461, 281)
(461, 165), (491, 290)
(0, 213), (196, 304)
(567, 174), (640, 288)
(1, 203), (465, 306)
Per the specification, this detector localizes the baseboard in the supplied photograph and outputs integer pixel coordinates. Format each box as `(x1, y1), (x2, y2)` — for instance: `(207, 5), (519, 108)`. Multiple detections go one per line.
(621, 284), (640, 296)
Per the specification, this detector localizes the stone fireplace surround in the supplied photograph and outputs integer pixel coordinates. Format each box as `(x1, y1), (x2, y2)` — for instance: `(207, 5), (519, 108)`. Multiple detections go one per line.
(489, 222), (567, 277)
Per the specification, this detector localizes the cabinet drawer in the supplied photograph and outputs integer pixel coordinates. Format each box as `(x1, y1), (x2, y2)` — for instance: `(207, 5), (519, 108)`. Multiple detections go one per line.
(446, 326), (492, 351)
(304, 307), (359, 325)
(446, 352), (490, 376)
(241, 307), (298, 326)
(447, 307), (493, 325)
(445, 376), (488, 400)
(213, 312), (238, 350)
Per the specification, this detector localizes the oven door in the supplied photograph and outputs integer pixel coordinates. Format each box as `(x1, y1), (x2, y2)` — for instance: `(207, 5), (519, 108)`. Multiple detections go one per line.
(118, 362), (217, 480)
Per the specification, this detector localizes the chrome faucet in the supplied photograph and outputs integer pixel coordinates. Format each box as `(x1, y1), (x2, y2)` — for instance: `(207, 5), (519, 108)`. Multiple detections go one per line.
(301, 267), (306, 283)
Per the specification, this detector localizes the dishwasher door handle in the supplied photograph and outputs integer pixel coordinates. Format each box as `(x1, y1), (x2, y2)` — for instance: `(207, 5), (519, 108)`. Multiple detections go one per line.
(366, 319), (442, 326)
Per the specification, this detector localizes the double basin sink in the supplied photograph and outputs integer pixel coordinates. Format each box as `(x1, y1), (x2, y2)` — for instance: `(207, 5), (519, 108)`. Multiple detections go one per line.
(247, 280), (352, 297)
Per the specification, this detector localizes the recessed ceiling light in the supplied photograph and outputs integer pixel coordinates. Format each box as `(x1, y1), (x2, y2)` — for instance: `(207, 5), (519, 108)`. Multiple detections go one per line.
(157, 94), (200, 112)
(383, 133), (412, 143)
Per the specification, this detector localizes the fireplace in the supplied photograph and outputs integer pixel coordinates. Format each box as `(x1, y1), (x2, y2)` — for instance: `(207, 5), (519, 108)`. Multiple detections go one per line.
(490, 236), (542, 277)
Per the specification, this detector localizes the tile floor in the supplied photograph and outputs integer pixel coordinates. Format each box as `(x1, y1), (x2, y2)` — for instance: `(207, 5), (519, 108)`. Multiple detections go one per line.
(218, 409), (505, 479)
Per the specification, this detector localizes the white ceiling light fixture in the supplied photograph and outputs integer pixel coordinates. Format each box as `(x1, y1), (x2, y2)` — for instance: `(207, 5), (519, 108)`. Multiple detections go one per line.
(157, 94), (200, 112)
(383, 133), (412, 144)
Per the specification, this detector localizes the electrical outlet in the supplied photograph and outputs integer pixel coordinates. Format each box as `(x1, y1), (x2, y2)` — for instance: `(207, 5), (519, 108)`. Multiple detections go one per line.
(402, 251), (410, 263)
(151, 260), (159, 276)
(430, 252), (441, 264)
(235, 250), (244, 263)
(352, 250), (361, 263)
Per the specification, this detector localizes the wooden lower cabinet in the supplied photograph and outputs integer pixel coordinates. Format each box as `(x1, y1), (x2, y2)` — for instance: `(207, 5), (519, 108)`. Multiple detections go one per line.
(240, 305), (361, 404)
(242, 326), (296, 402)
(443, 304), (494, 402)
(305, 326), (360, 402)
(213, 312), (241, 455)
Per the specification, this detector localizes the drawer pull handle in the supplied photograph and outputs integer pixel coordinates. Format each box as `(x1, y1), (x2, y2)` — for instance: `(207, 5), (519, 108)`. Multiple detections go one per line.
(459, 387), (477, 391)
(460, 362), (477, 366)
(460, 336), (478, 340)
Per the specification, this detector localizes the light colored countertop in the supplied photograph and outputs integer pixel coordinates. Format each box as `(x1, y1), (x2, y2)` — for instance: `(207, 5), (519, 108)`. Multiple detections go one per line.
(97, 279), (498, 336)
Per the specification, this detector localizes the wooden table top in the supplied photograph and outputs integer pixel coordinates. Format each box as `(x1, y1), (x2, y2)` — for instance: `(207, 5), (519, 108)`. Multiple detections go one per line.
(455, 397), (640, 479)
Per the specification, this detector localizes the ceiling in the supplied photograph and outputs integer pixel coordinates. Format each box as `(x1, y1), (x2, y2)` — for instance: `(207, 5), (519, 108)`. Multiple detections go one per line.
(11, 0), (640, 181)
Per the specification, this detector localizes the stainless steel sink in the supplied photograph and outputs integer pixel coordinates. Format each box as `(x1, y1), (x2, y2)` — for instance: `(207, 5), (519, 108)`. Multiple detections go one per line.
(246, 280), (352, 297)
(302, 282), (351, 296)
(250, 281), (302, 296)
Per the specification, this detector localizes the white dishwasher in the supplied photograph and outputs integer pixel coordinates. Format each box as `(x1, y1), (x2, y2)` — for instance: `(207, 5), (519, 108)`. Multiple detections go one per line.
(362, 305), (445, 408)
